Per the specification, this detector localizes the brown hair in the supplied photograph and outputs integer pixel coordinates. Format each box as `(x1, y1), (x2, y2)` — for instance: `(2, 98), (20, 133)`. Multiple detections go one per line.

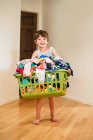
(33, 30), (49, 41)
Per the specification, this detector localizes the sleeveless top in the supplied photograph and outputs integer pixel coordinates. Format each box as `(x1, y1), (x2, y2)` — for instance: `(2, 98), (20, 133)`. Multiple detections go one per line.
(37, 46), (53, 58)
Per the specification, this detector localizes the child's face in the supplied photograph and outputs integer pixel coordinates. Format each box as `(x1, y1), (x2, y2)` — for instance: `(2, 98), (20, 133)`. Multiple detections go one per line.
(35, 35), (48, 48)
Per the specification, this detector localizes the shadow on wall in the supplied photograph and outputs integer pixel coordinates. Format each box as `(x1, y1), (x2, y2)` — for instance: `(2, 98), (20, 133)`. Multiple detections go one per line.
(0, 49), (19, 102)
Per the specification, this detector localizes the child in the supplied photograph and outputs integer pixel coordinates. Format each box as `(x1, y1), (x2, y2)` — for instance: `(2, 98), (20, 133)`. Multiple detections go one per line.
(31, 30), (60, 125)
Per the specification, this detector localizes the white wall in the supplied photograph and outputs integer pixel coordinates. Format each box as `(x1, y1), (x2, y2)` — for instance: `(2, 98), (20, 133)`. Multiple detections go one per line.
(0, 0), (21, 105)
(21, 0), (43, 29)
(43, 0), (93, 105)
(0, 0), (43, 105)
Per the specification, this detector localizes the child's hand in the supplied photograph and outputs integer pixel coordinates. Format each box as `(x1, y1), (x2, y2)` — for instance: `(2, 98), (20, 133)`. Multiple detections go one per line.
(67, 69), (71, 75)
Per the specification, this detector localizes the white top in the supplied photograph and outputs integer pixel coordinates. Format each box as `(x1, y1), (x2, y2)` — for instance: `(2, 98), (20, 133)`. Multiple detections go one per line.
(37, 46), (53, 58)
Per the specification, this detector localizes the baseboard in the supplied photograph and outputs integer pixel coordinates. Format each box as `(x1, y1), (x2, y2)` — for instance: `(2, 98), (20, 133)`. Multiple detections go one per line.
(64, 95), (93, 106)
(0, 96), (19, 105)
(1, 95), (93, 106)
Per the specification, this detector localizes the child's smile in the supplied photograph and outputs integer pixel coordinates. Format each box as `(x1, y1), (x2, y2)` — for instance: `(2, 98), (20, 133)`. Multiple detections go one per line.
(36, 35), (48, 47)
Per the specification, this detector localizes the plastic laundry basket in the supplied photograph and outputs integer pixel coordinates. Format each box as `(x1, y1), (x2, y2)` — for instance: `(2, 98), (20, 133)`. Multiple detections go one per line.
(15, 69), (68, 98)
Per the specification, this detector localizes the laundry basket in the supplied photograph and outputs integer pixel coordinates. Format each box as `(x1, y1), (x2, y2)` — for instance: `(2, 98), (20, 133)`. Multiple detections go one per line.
(15, 69), (68, 98)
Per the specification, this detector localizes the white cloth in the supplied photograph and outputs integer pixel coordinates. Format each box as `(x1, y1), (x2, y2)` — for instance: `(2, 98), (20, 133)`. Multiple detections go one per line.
(16, 59), (31, 66)
(23, 61), (31, 77)
(35, 69), (45, 84)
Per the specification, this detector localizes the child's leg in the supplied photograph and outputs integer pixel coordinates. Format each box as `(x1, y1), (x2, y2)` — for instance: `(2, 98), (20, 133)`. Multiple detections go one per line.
(48, 97), (58, 122)
(32, 98), (42, 125)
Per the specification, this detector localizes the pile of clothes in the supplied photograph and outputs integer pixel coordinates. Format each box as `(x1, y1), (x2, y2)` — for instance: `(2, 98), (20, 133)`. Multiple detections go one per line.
(14, 55), (73, 85)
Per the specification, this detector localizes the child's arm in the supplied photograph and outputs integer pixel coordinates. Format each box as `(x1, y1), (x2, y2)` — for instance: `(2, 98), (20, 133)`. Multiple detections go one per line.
(31, 50), (38, 62)
(52, 47), (59, 57)
(52, 47), (71, 74)
(52, 47), (62, 59)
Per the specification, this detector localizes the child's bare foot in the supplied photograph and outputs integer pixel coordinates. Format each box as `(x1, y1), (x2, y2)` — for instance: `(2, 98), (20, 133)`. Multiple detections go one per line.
(32, 119), (40, 125)
(51, 116), (58, 122)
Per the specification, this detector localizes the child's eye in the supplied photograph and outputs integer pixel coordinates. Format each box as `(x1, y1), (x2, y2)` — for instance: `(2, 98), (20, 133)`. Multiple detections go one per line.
(43, 38), (46, 40)
(38, 38), (41, 41)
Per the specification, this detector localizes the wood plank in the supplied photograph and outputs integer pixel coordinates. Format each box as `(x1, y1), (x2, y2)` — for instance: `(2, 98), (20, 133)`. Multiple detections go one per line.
(0, 98), (93, 140)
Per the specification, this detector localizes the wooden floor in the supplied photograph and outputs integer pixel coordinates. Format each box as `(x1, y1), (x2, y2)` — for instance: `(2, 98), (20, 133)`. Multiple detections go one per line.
(0, 97), (93, 140)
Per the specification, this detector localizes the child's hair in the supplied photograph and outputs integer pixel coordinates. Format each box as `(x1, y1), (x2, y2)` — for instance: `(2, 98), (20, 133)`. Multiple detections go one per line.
(34, 30), (49, 41)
